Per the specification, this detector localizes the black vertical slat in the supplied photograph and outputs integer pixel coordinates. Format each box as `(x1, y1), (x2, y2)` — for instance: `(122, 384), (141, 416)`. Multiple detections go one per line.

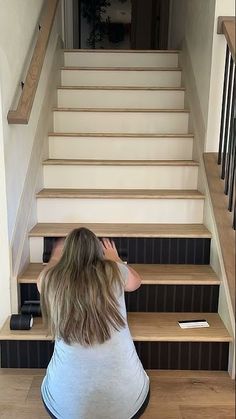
(228, 117), (236, 211)
(224, 76), (236, 195)
(173, 238), (180, 263)
(221, 55), (234, 179)
(218, 45), (230, 164)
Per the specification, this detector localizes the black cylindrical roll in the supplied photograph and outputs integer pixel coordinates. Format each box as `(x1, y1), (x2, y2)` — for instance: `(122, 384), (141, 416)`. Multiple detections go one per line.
(21, 303), (41, 317)
(10, 314), (33, 330)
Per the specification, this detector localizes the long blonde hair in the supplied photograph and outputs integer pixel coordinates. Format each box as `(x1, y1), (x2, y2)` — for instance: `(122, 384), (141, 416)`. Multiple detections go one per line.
(40, 228), (125, 346)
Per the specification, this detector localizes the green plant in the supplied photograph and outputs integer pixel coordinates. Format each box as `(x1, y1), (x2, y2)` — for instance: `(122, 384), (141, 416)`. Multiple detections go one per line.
(81, 0), (111, 48)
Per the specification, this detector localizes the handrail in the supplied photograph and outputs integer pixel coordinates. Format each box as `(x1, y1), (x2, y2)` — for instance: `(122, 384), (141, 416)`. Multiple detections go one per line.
(217, 16), (235, 62)
(7, 0), (59, 124)
(217, 17), (236, 230)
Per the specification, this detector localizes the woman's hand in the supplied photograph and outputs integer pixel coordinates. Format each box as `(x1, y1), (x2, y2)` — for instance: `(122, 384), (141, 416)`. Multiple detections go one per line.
(101, 238), (122, 263)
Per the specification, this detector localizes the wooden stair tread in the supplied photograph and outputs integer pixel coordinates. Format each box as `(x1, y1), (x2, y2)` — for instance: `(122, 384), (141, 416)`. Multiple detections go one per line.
(64, 49), (180, 53)
(52, 107), (189, 113)
(58, 86), (186, 91)
(0, 313), (231, 342)
(48, 133), (194, 138)
(36, 189), (204, 199)
(18, 263), (219, 285)
(29, 223), (211, 238)
(43, 159), (199, 166)
(61, 66), (182, 71)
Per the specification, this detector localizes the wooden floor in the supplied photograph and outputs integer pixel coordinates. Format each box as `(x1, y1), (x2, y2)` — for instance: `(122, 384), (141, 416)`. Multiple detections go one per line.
(0, 369), (234, 418)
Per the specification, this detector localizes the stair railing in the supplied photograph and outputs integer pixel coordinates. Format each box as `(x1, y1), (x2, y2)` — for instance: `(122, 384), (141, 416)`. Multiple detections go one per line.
(217, 17), (236, 229)
(7, 0), (59, 125)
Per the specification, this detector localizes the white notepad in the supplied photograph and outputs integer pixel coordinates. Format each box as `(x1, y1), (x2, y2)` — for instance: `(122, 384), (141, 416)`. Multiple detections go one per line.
(178, 319), (210, 329)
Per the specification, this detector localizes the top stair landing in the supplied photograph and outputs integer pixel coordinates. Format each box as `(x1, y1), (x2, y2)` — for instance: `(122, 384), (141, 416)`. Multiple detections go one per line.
(64, 49), (180, 68)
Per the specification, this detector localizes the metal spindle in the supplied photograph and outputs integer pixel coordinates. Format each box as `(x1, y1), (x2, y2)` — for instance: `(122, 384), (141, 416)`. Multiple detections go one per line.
(221, 55), (234, 179)
(228, 118), (236, 212)
(218, 45), (230, 164)
(224, 76), (236, 195)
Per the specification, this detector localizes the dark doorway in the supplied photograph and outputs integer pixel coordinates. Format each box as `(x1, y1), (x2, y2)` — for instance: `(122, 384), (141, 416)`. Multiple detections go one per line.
(131, 0), (170, 49)
(72, 0), (170, 49)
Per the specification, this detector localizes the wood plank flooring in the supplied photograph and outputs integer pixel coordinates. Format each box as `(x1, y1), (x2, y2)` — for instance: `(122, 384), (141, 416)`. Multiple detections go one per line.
(0, 369), (234, 418)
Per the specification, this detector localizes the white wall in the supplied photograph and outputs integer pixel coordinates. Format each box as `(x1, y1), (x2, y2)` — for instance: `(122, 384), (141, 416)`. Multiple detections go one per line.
(170, 0), (216, 139)
(0, 0), (44, 238)
(206, 0), (235, 151)
(0, 87), (11, 327)
(0, 0), (64, 325)
(169, 0), (235, 151)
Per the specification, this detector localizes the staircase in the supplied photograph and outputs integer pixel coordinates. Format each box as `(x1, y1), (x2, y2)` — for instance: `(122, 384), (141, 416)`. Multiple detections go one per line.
(0, 49), (232, 371)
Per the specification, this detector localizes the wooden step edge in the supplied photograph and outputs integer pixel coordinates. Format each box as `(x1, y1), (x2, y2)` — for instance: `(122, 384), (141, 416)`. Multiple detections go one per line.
(0, 313), (232, 342)
(48, 132), (195, 139)
(28, 223), (212, 238)
(36, 189), (205, 200)
(18, 263), (220, 285)
(63, 49), (181, 53)
(42, 159), (199, 166)
(57, 86), (186, 91)
(52, 107), (190, 113)
(61, 66), (182, 71)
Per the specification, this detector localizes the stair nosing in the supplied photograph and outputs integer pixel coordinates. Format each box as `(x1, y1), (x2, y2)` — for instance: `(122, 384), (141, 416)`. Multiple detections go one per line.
(61, 66), (182, 71)
(42, 159), (199, 166)
(48, 133), (194, 138)
(52, 107), (190, 113)
(57, 86), (186, 91)
(28, 223), (211, 238)
(18, 263), (220, 285)
(0, 313), (232, 342)
(64, 49), (181, 53)
(36, 188), (205, 200)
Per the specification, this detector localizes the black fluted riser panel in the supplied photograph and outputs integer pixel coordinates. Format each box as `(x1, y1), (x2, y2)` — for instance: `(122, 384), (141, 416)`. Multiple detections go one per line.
(1, 341), (229, 370)
(125, 284), (219, 312)
(20, 283), (219, 313)
(43, 237), (211, 264)
(134, 341), (229, 370)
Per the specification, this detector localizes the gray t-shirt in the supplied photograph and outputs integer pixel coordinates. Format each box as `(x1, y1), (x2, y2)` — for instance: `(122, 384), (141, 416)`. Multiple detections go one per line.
(41, 263), (149, 419)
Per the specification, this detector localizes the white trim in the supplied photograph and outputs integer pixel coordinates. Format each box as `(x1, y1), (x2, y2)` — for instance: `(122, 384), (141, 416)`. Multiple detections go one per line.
(179, 42), (235, 378)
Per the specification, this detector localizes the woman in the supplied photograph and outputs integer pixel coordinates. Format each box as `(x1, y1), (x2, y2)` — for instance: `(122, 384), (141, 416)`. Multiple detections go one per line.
(38, 227), (150, 419)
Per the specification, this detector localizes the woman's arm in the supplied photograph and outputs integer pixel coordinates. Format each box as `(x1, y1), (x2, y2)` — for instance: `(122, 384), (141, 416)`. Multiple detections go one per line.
(37, 239), (65, 293)
(101, 238), (142, 292)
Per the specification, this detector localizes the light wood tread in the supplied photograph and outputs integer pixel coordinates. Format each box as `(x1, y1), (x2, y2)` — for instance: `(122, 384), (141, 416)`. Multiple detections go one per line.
(64, 49), (180, 53)
(48, 132), (194, 138)
(52, 107), (190, 113)
(58, 86), (186, 91)
(29, 223), (211, 238)
(18, 263), (219, 285)
(42, 159), (199, 166)
(61, 66), (182, 71)
(36, 189), (205, 199)
(0, 313), (232, 342)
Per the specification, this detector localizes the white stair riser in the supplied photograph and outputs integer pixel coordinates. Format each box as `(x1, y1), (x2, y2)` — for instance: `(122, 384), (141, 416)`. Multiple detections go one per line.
(64, 52), (179, 67)
(57, 89), (185, 109)
(29, 237), (44, 263)
(61, 70), (182, 87)
(37, 198), (204, 224)
(53, 111), (189, 134)
(43, 165), (198, 189)
(49, 136), (193, 160)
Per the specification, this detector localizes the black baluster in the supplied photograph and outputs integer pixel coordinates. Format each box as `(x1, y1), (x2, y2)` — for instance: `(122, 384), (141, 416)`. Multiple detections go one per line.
(224, 73), (236, 195)
(228, 117), (236, 212)
(221, 55), (234, 180)
(218, 46), (230, 165)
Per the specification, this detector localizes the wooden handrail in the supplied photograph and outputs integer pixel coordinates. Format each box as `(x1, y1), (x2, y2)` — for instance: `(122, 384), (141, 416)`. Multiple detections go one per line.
(8, 0), (59, 124)
(217, 16), (235, 62)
